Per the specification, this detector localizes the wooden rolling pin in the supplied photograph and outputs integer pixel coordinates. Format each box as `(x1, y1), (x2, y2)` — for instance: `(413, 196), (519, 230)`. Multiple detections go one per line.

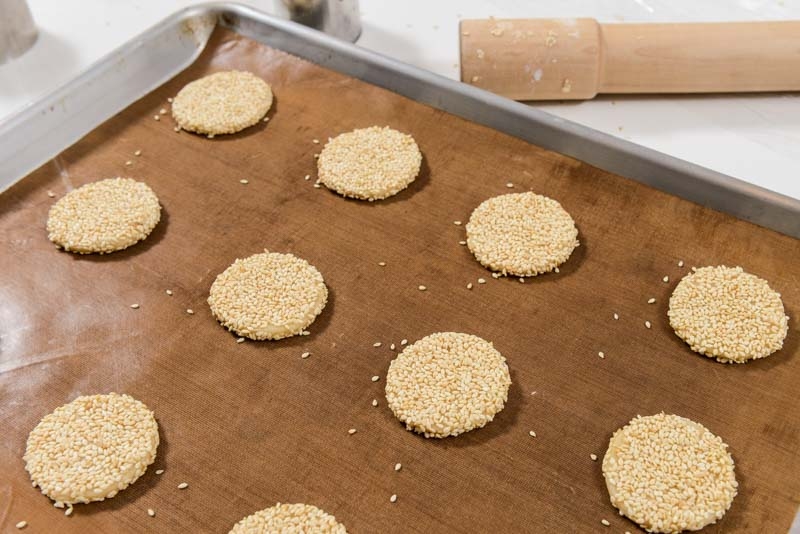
(459, 18), (800, 100)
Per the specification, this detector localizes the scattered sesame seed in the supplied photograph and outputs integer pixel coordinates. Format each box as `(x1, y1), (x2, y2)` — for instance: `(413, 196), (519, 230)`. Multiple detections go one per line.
(177, 482), (188, 489)
(648, 298), (656, 304)
(371, 376), (380, 382)
(418, 285), (427, 291)
(400, 339), (408, 345)
(590, 453), (598, 461)
(459, 240), (467, 245)
(159, 108), (167, 115)
(313, 153), (319, 159)
(506, 183), (514, 188)
(390, 343), (396, 350)
(466, 283), (473, 290)
(678, 260), (684, 267)
(462, 31), (470, 36)
(312, 139), (320, 144)
(601, 519), (610, 526)
(492, 272), (501, 278)
(236, 337), (245, 343)
(372, 399), (378, 407)
(395, 463), (402, 471)
(301, 352), (311, 359)
(148, 508), (155, 517)
(239, 179), (249, 184)
(263, 117), (269, 122)
(645, 321), (651, 329)
(613, 313), (619, 320)
(165, 289), (173, 296)
(554, 267), (560, 273)
(65, 506), (73, 516)
(453, 220), (462, 225)
(130, 303), (140, 309)
(477, 278), (486, 284)
(174, 126), (181, 132)
(348, 428), (357, 435)
(529, 430), (536, 437)
(47, 190), (56, 198)
(167, 97), (173, 103)
(390, 494), (397, 503)
(186, 309), (194, 315)
(518, 277), (525, 283)
(598, 351), (605, 359)
(15, 521), (27, 529)
(663, 276), (669, 283)
(471, 75), (481, 82)
(125, 160), (133, 166)
(378, 262), (386, 266)
(304, 174), (310, 180)
(154, 115), (160, 121)
(313, 184), (321, 188)
(155, 469), (164, 475)
(374, 342), (382, 347)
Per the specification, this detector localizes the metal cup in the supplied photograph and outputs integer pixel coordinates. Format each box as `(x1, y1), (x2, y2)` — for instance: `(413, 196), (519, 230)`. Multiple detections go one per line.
(0, 0), (37, 64)
(275, 0), (360, 42)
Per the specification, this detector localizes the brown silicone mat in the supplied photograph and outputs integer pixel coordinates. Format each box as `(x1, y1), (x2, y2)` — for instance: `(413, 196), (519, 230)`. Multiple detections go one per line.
(1, 28), (798, 533)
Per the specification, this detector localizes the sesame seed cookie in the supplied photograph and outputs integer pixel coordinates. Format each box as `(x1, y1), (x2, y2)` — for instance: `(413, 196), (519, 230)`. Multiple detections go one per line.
(172, 70), (273, 136)
(229, 503), (347, 534)
(208, 251), (328, 340)
(24, 393), (159, 506)
(668, 265), (789, 363)
(46, 177), (161, 254)
(385, 332), (511, 438)
(466, 192), (578, 277)
(317, 126), (422, 201)
(602, 413), (737, 533)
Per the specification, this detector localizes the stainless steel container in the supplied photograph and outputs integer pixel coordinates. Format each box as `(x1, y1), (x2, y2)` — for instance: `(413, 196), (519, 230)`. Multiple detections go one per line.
(274, 0), (360, 42)
(0, 0), (38, 64)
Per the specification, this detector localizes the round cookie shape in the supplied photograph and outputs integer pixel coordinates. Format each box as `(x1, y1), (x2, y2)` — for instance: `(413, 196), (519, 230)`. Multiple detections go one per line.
(668, 265), (788, 363)
(229, 503), (347, 534)
(172, 70), (273, 136)
(385, 332), (511, 438)
(602, 413), (737, 533)
(465, 192), (579, 277)
(208, 251), (328, 340)
(24, 393), (159, 505)
(317, 126), (422, 201)
(46, 177), (161, 254)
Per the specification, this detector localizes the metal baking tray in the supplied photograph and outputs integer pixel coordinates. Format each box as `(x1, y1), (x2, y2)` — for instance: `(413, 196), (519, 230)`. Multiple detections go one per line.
(0, 2), (799, 239)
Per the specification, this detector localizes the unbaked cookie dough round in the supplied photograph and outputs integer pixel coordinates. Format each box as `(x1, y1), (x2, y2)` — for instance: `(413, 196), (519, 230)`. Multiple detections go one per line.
(172, 70), (273, 136)
(24, 393), (159, 506)
(317, 126), (422, 201)
(229, 503), (347, 534)
(465, 192), (579, 277)
(208, 251), (328, 340)
(602, 413), (737, 533)
(668, 265), (789, 363)
(385, 332), (511, 438)
(46, 177), (161, 254)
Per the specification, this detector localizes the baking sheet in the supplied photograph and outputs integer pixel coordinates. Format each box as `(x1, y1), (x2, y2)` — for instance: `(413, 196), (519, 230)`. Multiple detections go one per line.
(1, 26), (798, 534)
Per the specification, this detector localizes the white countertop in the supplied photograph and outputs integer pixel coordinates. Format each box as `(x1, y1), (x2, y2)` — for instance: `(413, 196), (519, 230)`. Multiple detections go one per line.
(1, 0), (799, 200)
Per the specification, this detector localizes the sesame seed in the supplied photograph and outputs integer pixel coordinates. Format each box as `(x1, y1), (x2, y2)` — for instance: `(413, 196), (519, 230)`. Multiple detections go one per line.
(390, 343), (396, 350)
(154, 115), (160, 121)
(372, 399), (378, 407)
(462, 31), (470, 36)
(648, 298), (656, 304)
(313, 184), (321, 188)
(466, 283), (473, 290)
(492, 272), (501, 278)
(471, 75), (481, 82)
(678, 260), (684, 267)
(186, 309), (194, 315)
(390, 494), (397, 503)
(371, 376), (380, 382)
(65, 506), (73, 516)
(263, 117), (269, 122)
(598, 351), (605, 359)
(506, 183), (514, 188)
(400, 339), (408, 345)
(418, 285), (427, 291)
(395, 463), (402, 471)
(159, 108), (167, 115)
(454, 221), (462, 225)
(174, 126), (181, 132)
(374, 342), (382, 347)
(459, 240), (467, 245)
(47, 190), (56, 198)
(236, 337), (245, 343)
(312, 139), (320, 144)
(613, 313), (619, 320)
(167, 97), (173, 103)
(378, 262), (386, 266)
(239, 179), (249, 184)
(148, 508), (155, 517)
(15, 521), (27, 529)
(554, 267), (560, 273)
(518, 277), (525, 283)
(590, 453), (598, 461)
(165, 289), (173, 296)
(663, 275), (669, 283)
(125, 160), (134, 167)
(529, 430), (536, 437)
(177, 482), (188, 489)
(477, 278), (486, 284)
(301, 352), (311, 359)
(348, 428), (357, 435)
(304, 174), (310, 180)
(155, 469), (164, 475)
(645, 321), (651, 329)
(130, 303), (140, 309)
(313, 153), (319, 159)
(601, 519), (610, 526)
